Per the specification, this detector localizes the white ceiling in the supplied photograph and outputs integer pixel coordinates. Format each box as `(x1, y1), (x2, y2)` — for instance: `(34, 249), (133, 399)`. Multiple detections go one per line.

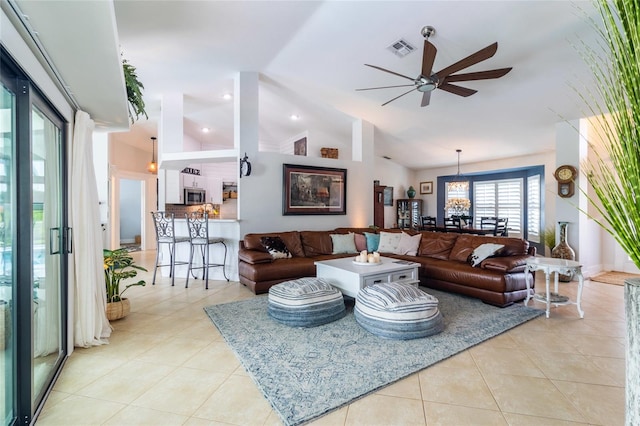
(11, 1), (605, 170)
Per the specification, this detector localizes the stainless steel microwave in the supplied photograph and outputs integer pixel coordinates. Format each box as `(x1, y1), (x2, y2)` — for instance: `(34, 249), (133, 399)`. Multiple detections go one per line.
(184, 188), (206, 205)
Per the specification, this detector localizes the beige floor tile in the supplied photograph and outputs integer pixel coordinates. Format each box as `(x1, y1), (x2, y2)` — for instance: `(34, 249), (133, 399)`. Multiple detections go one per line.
(39, 390), (71, 409)
(135, 335), (210, 366)
(434, 350), (478, 369)
(482, 373), (586, 422)
(418, 364), (498, 410)
(526, 351), (621, 386)
(469, 345), (546, 378)
(52, 352), (128, 394)
(553, 380), (625, 425)
(75, 360), (176, 403)
(376, 374), (422, 400)
(423, 401), (507, 425)
(132, 367), (228, 417)
(36, 394), (125, 425)
(183, 341), (242, 374)
(75, 330), (169, 359)
(508, 329), (581, 354)
(103, 405), (188, 425)
(502, 412), (591, 425)
(183, 417), (232, 426)
(587, 355), (626, 386)
(561, 334), (626, 358)
(344, 394), (426, 426)
(193, 374), (273, 425)
(174, 317), (224, 342)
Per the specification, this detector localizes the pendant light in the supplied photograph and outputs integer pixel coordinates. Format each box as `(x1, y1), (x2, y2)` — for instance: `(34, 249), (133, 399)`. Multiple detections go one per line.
(147, 136), (157, 174)
(449, 149), (468, 191)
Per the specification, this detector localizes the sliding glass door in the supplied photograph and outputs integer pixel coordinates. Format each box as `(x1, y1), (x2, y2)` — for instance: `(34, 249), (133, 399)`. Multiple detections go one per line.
(2, 47), (69, 425)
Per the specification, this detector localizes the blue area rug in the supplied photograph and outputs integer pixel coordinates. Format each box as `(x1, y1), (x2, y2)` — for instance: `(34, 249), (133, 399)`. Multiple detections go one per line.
(204, 288), (542, 426)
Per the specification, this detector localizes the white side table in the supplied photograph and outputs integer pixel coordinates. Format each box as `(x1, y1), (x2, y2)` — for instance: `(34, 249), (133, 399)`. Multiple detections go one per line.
(524, 257), (584, 318)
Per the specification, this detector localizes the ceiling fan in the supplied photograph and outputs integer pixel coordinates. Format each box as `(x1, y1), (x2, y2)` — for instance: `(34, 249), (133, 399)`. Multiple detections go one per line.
(357, 26), (512, 107)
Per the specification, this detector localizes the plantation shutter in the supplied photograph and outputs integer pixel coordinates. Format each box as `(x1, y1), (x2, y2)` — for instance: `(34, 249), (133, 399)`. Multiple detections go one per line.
(472, 178), (523, 237)
(527, 174), (541, 243)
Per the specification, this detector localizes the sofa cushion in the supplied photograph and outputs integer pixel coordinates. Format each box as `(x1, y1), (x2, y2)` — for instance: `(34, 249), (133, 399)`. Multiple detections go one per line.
(418, 232), (458, 260)
(261, 236), (292, 259)
(354, 233), (367, 252)
(364, 232), (380, 252)
(395, 232), (421, 256)
(243, 231), (305, 257)
(330, 233), (357, 254)
(378, 231), (402, 253)
(468, 243), (504, 267)
(300, 231), (333, 256)
(449, 234), (529, 263)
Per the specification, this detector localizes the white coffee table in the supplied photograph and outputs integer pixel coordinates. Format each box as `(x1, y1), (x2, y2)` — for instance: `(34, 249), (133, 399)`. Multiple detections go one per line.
(524, 257), (584, 318)
(314, 256), (420, 298)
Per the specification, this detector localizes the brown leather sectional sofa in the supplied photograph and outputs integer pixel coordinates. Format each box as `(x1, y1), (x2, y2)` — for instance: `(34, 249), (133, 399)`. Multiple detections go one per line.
(238, 228), (536, 307)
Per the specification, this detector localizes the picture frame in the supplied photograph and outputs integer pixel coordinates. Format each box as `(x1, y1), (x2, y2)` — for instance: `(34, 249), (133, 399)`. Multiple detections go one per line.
(283, 164), (347, 215)
(383, 186), (394, 206)
(420, 181), (433, 194)
(293, 137), (307, 156)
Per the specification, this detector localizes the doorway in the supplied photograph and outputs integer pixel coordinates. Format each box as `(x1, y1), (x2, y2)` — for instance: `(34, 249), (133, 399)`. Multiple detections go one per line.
(119, 179), (142, 250)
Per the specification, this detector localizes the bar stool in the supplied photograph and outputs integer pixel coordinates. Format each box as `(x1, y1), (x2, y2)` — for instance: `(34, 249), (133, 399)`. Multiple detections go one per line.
(185, 212), (229, 289)
(150, 212), (190, 286)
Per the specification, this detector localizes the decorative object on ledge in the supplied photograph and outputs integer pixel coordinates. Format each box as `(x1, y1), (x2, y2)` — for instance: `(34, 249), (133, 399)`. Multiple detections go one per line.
(147, 136), (157, 174)
(551, 221), (575, 282)
(283, 164), (347, 215)
(420, 181), (433, 194)
(122, 58), (148, 124)
(321, 147), (339, 159)
(407, 186), (416, 198)
(181, 167), (201, 175)
(240, 153), (252, 178)
(294, 137), (307, 156)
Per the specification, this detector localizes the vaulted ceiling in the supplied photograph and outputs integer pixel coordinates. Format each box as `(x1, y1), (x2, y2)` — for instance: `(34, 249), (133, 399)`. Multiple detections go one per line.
(9, 0), (604, 170)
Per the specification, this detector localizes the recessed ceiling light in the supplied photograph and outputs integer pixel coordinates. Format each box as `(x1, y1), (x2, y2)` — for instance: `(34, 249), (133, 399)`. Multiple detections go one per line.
(222, 93), (232, 100)
(202, 127), (210, 133)
(290, 114), (300, 120)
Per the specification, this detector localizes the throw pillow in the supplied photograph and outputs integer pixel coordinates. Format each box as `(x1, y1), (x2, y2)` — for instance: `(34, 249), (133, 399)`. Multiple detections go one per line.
(364, 232), (380, 252)
(468, 243), (505, 267)
(354, 233), (368, 252)
(377, 231), (402, 253)
(260, 236), (292, 259)
(395, 232), (422, 256)
(330, 233), (357, 254)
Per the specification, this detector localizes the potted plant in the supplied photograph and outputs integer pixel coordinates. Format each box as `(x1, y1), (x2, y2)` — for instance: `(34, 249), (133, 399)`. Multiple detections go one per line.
(539, 225), (556, 257)
(580, 0), (639, 421)
(103, 248), (147, 320)
(122, 58), (148, 124)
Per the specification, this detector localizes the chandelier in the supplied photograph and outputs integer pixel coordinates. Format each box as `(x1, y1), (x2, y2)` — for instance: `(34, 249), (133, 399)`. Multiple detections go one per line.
(448, 148), (468, 191)
(147, 136), (157, 174)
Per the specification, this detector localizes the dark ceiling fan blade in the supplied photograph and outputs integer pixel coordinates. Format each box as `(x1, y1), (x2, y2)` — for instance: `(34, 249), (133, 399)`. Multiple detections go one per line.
(381, 87), (418, 106)
(364, 64), (415, 82)
(438, 83), (477, 97)
(434, 42), (499, 79)
(444, 67), (512, 83)
(421, 40), (437, 77)
(355, 84), (416, 91)
(420, 90), (432, 107)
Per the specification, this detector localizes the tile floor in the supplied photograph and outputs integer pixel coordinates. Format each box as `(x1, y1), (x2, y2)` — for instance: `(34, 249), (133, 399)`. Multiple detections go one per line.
(36, 250), (627, 425)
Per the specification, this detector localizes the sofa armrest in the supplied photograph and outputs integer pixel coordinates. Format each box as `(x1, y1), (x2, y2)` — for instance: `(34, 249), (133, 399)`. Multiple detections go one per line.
(238, 249), (273, 265)
(481, 254), (531, 272)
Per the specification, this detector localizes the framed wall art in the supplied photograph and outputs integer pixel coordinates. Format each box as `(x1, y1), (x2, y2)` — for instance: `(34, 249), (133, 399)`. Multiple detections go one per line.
(293, 137), (307, 156)
(383, 186), (394, 206)
(420, 181), (433, 194)
(283, 164), (347, 215)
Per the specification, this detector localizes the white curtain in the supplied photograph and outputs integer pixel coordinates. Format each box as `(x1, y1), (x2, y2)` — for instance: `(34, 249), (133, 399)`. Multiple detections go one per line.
(71, 110), (111, 347)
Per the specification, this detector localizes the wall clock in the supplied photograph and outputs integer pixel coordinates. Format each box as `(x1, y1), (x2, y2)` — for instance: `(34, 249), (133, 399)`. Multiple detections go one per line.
(554, 165), (577, 198)
(240, 153), (252, 178)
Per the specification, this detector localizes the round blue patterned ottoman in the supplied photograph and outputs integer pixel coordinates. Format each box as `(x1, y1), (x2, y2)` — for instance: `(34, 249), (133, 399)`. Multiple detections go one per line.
(268, 278), (346, 328)
(355, 282), (444, 340)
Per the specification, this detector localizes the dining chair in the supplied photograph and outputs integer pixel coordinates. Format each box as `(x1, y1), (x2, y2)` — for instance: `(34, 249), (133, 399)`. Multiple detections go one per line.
(185, 212), (229, 289)
(444, 217), (461, 230)
(150, 211), (190, 286)
(480, 217), (509, 236)
(421, 216), (437, 230)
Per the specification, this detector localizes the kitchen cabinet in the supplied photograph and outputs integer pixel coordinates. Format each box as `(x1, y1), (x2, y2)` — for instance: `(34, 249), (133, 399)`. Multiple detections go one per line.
(206, 178), (223, 204)
(182, 173), (205, 189)
(396, 199), (422, 229)
(165, 169), (183, 204)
